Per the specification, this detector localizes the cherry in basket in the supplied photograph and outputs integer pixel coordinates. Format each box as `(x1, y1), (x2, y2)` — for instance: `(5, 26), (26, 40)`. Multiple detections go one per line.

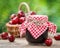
(18, 17), (25, 24)
(29, 11), (36, 15)
(11, 17), (19, 24)
(17, 10), (25, 18)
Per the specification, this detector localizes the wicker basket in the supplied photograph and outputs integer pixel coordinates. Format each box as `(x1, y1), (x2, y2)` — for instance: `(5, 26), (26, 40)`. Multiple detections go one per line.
(6, 23), (20, 37)
(6, 2), (30, 37)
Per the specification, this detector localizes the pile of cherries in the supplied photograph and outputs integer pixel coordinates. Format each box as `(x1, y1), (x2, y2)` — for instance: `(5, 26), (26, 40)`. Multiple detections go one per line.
(9, 10), (36, 24)
(0, 32), (15, 42)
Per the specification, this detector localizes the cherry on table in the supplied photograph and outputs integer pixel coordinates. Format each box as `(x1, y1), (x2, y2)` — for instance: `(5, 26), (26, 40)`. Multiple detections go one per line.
(1, 32), (8, 40)
(45, 38), (52, 46)
(8, 34), (15, 42)
(54, 35), (60, 40)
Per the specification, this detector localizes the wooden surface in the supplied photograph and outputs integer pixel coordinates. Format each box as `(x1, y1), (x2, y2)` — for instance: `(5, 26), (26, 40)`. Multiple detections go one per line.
(0, 38), (60, 48)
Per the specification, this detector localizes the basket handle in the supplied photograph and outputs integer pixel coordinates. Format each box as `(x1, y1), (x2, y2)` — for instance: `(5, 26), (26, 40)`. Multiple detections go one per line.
(18, 2), (30, 13)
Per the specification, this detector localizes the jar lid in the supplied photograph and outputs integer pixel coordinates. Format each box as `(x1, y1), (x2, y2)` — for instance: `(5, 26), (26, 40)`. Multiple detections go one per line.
(27, 15), (48, 24)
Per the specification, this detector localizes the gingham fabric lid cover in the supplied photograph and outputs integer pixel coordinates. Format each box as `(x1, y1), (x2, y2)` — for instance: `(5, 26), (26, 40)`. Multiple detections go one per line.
(19, 15), (57, 39)
(27, 15), (48, 24)
(27, 15), (48, 39)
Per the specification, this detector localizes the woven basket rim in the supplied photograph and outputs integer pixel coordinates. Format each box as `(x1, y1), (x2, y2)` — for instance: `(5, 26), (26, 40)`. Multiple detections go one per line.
(6, 23), (20, 27)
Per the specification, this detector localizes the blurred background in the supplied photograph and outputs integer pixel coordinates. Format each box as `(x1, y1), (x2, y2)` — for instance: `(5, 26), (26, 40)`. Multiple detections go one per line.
(0, 0), (60, 33)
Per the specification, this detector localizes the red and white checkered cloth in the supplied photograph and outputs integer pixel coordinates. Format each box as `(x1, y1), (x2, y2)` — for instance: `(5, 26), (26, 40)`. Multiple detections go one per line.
(28, 22), (48, 39)
(27, 15), (48, 24)
(19, 15), (57, 39)
(19, 20), (28, 37)
(47, 21), (57, 34)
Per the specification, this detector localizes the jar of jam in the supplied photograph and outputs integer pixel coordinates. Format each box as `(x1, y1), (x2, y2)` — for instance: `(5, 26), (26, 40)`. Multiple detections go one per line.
(26, 15), (49, 44)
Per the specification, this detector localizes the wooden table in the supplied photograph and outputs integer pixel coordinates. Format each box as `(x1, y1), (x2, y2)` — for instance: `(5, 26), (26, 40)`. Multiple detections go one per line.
(0, 37), (60, 48)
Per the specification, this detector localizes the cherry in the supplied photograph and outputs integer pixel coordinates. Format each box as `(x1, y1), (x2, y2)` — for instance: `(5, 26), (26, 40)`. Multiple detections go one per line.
(11, 17), (19, 24)
(8, 34), (15, 42)
(18, 17), (25, 24)
(17, 10), (25, 18)
(54, 35), (60, 40)
(10, 14), (16, 19)
(1, 32), (8, 39)
(30, 11), (36, 15)
(45, 38), (52, 46)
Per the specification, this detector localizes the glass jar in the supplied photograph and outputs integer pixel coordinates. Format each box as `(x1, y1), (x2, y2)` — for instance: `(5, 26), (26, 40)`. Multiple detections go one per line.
(26, 28), (48, 44)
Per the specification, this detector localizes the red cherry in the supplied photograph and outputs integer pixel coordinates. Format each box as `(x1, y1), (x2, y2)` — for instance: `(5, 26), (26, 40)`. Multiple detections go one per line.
(30, 11), (36, 15)
(10, 14), (16, 19)
(18, 17), (25, 24)
(45, 38), (52, 46)
(17, 10), (25, 18)
(54, 35), (60, 40)
(11, 17), (19, 24)
(1, 32), (8, 39)
(8, 34), (15, 42)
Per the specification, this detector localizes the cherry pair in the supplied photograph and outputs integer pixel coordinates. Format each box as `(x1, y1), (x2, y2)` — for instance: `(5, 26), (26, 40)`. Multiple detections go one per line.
(0, 32), (15, 42)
